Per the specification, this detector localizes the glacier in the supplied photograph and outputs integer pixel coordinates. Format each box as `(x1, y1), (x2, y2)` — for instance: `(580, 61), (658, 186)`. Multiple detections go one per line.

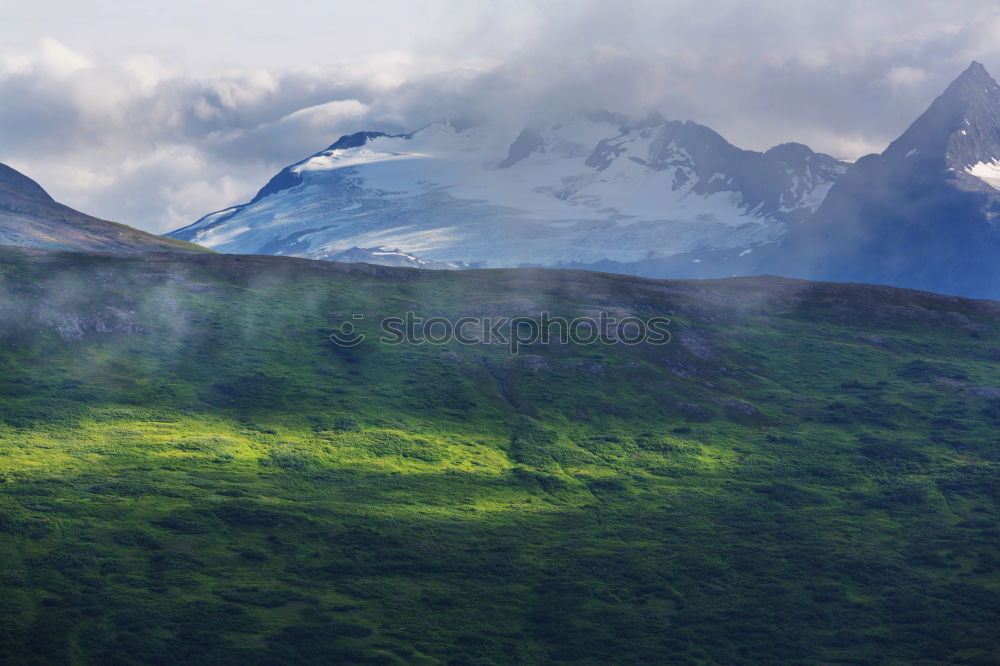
(169, 112), (846, 268)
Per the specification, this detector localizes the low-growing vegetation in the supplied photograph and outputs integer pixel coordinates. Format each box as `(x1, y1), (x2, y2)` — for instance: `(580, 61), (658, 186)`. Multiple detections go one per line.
(0, 249), (997, 664)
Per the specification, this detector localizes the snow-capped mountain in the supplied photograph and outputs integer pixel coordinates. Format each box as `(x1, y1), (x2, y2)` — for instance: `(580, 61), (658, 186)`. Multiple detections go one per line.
(168, 112), (846, 268)
(772, 61), (1000, 299)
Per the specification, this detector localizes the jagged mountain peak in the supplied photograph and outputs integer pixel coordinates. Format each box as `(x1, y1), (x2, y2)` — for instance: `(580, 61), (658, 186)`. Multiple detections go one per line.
(945, 60), (997, 97)
(883, 61), (1000, 171)
(774, 60), (1000, 299)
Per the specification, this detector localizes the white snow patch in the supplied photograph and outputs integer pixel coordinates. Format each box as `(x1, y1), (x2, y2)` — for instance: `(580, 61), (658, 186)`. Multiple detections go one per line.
(967, 159), (1000, 190)
(294, 148), (430, 173)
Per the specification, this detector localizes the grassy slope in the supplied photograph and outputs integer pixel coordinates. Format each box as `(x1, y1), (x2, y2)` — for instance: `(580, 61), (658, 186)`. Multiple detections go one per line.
(0, 210), (213, 254)
(0, 248), (997, 664)
(0, 169), (211, 254)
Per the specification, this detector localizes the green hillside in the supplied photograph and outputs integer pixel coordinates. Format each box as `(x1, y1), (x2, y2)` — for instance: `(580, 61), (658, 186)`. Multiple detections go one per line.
(0, 247), (998, 664)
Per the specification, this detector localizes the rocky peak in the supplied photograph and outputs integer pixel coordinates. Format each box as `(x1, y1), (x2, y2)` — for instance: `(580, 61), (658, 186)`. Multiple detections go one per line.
(882, 61), (1000, 173)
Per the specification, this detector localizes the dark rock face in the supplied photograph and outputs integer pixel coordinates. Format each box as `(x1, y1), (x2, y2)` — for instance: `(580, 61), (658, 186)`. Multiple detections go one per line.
(773, 62), (1000, 299)
(248, 168), (304, 205)
(327, 131), (394, 150)
(499, 129), (545, 168)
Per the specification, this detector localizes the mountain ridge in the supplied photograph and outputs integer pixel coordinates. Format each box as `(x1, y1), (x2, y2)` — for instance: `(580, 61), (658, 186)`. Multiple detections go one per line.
(167, 61), (1000, 299)
(0, 161), (210, 254)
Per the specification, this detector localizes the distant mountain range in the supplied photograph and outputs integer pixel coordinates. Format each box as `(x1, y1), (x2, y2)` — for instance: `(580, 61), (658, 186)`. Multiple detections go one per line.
(166, 61), (1000, 300)
(167, 113), (847, 268)
(1, 62), (997, 299)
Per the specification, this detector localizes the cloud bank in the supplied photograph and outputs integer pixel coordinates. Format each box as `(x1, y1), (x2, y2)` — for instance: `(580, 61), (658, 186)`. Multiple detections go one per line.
(2, 1), (1000, 232)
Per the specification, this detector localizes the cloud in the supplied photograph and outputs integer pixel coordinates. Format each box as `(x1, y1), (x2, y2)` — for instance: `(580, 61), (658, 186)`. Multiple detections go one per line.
(0, 37), (92, 78)
(883, 66), (930, 90)
(3, 3), (1000, 233)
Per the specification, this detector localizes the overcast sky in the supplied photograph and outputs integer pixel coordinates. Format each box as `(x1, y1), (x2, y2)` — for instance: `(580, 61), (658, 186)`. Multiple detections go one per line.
(2, 0), (1000, 232)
